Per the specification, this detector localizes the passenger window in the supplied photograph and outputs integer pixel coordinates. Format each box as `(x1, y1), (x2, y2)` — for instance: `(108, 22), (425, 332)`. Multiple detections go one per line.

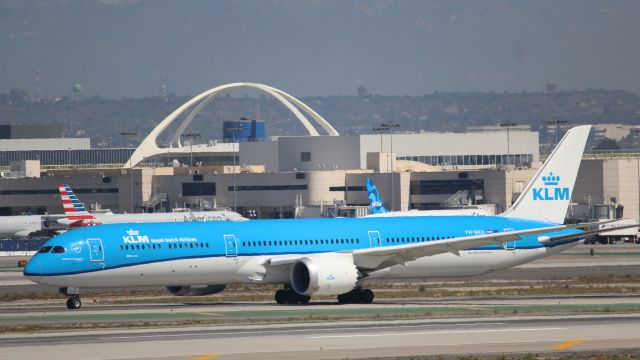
(52, 246), (66, 253)
(38, 246), (52, 253)
(206, 243), (209, 248)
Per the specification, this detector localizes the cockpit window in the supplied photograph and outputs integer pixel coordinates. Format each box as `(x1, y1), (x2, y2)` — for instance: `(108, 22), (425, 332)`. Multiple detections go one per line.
(51, 246), (66, 254)
(38, 246), (52, 253)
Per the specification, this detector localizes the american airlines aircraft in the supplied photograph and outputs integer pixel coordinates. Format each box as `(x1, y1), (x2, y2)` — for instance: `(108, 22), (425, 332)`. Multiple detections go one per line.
(24, 126), (638, 310)
(0, 215), (52, 238)
(365, 178), (491, 217)
(0, 184), (244, 238)
(56, 183), (247, 227)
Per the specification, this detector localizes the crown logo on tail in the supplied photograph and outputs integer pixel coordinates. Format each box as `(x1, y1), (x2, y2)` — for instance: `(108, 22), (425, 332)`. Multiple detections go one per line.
(541, 172), (560, 186)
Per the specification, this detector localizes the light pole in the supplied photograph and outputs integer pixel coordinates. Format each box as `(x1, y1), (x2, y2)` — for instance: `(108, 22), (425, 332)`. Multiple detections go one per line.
(499, 122), (516, 165)
(181, 132), (201, 167)
(380, 122), (400, 210)
(548, 120), (569, 147)
(227, 126), (243, 212)
(632, 128), (640, 226)
(372, 127), (385, 172)
(120, 131), (139, 213)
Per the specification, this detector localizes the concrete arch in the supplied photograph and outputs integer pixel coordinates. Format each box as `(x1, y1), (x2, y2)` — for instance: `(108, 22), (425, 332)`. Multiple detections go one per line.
(126, 82), (339, 168)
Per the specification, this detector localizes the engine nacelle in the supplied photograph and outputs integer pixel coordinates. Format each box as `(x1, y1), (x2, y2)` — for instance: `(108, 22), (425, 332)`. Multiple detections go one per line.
(290, 255), (360, 296)
(166, 284), (227, 296)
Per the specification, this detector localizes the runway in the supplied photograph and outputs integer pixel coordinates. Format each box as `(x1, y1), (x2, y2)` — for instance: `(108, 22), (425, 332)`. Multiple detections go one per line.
(1, 244), (639, 359)
(1, 314), (640, 359)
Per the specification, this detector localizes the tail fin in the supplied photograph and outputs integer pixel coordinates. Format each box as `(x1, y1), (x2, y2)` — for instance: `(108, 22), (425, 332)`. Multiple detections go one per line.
(367, 178), (388, 214)
(58, 184), (97, 224)
(502, 125), (591, 224)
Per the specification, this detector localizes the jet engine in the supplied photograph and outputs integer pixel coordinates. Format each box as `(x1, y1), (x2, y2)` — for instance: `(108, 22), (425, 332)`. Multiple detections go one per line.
(166, 284), (227, 296)
(290, 255), (360, 296)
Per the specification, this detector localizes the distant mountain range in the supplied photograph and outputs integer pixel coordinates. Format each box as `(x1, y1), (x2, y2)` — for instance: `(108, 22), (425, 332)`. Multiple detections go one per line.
(1, 88), (639, 148)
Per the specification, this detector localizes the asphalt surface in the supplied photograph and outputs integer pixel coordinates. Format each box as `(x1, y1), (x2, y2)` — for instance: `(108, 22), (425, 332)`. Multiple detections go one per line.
(1, 314), (640, 359)
(1, 243), (639, 359)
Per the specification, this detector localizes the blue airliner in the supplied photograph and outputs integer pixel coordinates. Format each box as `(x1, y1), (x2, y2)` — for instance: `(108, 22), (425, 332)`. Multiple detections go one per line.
(24, 126), (635, 310)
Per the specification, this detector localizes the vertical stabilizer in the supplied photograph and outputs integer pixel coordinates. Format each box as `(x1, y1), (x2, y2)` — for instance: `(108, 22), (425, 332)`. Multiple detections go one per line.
(58, 184), (98, 224)
(501, 125), (591, 224)
(366, 178), (388, 214)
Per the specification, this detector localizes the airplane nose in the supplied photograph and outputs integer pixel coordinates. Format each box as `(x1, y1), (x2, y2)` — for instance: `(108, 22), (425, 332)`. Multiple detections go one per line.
(23, 257), (43, 283)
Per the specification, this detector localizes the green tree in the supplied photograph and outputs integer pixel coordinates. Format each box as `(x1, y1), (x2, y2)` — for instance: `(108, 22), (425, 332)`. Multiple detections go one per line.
(593, 137), (620, 151)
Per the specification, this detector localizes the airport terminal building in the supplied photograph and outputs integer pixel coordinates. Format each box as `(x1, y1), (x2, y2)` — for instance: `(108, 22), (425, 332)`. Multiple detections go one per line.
(0, 83), (638, 224)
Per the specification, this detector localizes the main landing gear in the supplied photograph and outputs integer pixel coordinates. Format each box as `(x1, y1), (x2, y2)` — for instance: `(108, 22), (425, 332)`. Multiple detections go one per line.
(337, 287), (374, 304)
(274, 287), (310, 304)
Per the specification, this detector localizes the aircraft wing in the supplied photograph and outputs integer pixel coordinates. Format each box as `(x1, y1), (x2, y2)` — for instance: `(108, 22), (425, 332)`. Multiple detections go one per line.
(349, 225), (570, 271)
(537, 223), (639, 245)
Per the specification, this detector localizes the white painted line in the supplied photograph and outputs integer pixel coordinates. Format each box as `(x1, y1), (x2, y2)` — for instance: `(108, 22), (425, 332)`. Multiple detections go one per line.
(101, 323), (494, 340)
(307, 327), (566, 339)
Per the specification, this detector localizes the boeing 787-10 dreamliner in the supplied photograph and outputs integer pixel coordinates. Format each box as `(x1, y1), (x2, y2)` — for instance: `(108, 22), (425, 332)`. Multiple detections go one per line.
(24, 126), (638, 309)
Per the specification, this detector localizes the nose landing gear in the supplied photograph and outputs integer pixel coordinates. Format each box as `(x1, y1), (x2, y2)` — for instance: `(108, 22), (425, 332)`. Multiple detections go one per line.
(61, 287), (82, 310)
(66, 295), (81, 310)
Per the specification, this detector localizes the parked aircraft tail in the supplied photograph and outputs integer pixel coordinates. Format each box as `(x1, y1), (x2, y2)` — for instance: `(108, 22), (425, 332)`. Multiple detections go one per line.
(367, 178), (388, 214)
(501, 125), (591, 224)
(57, 184), (100, 227)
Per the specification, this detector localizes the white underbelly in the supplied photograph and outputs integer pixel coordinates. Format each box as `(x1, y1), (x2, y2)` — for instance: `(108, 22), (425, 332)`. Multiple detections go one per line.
(368, 247), (549, 279)
(36, 255), (289, 288)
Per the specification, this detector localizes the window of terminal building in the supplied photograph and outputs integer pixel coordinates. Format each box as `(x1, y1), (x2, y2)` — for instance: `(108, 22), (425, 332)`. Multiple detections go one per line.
(301, 152), (311, 162)
(182, 182), (216, 196)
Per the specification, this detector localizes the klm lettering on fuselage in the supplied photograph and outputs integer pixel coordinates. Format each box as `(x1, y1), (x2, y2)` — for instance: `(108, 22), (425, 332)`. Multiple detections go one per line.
(532, 172), (570, 201)
(122, 229), (150, 244)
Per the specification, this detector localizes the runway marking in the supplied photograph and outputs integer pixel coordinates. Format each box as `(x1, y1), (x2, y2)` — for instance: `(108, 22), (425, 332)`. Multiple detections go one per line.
(101, 323), (488, 340)
(190, 355), (221, 360)
(553, 339), (584, 350)
(307, 327), (566, 339)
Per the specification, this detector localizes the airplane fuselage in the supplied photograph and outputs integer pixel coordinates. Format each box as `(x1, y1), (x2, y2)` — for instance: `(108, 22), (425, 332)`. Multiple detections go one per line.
(24, 215), (581, 288)
(0, 215), (43, 237)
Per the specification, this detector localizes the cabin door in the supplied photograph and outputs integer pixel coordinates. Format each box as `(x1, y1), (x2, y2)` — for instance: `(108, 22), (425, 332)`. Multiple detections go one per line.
(368, 230), (382, 247)
(224, 234), (238, 257)
(503, 228), (516, 250)
(87, 238), (104, 262)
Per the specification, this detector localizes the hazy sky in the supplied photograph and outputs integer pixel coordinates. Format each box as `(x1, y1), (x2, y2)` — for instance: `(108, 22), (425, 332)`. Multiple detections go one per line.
(2, 0), (640, 98)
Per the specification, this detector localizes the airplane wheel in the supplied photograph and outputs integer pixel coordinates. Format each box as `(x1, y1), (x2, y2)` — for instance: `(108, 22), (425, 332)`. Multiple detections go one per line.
(297, 295), (311, 304)
(275, 290), (286, 304)
(361, 289), (374, 304)
(66, 296), (81, 310)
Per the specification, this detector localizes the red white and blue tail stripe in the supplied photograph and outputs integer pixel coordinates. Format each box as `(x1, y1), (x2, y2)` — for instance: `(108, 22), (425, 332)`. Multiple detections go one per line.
(58, 184), (99, 226)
